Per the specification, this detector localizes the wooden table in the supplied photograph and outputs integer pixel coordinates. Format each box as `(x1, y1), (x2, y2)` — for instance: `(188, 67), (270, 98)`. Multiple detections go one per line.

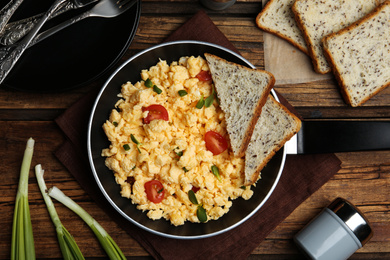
(1, 0), (389, 259)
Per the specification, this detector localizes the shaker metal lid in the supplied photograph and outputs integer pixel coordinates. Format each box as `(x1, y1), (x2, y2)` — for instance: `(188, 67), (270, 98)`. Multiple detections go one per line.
(327, 197), (373, 245)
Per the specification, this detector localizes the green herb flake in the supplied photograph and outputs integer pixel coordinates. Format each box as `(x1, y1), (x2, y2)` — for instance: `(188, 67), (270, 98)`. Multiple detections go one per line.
(178, 90), (188, 97)
(188, 190), (208, 223)
(212, 84), (220, 105)
(205, 85), (217, 108)
(211, 165), (222, 182)
(240, 186), (246, 190)
(130, 134), (140, 145)
(197, 206), (207, 223)
(157, 188), (164, 194)
(123, 144), (130, 151)
(145, 78), (153, 88)
(204, 93), (214, 107)
(182, 167), (189, 173)
(196, 95), (205, 109)
(153, 85), (162, 94)
(130, 134), (142, 153)
(215, 95), (220, 105)
(174, 147), (183, 157)
(113, 121), (118, 127)
(188, 190), (199, 205)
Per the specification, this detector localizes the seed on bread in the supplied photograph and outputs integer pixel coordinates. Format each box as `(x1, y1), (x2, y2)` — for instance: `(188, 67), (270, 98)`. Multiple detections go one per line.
(204, 53), (275, 158)
(322, 1), (390, 107)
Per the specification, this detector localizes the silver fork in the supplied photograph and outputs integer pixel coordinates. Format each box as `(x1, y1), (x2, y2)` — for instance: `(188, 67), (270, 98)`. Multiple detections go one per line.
(31, 0), (137, 47)
(0, 0), (70, 84)
(0, 0), (99, 45)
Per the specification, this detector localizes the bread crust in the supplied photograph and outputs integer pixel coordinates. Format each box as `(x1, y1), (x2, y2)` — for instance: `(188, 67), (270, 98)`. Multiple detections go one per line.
(322, 1), (390, 107)
(204, 53), (275, 158)
(245, 95), (301, 185)
(256, 0), (309, 55)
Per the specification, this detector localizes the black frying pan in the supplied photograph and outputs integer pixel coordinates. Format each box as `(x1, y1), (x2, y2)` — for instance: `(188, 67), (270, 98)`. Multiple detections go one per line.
(87, 41), (286, 239)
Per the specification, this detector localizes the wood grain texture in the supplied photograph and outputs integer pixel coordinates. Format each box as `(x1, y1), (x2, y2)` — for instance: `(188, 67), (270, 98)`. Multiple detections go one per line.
(0, 0), (389, 259)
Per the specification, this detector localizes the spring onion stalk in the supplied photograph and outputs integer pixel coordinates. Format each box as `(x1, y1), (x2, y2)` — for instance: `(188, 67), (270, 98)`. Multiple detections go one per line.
(11, 138), (36, 260)
(35, 164), (84, 260)
(48, 186), (127, 260)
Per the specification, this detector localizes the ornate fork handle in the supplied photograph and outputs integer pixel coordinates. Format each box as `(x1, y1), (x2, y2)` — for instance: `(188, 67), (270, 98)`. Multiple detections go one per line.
(0, 0), (25, 34)
(0, 1), (75, 46)
(0, 5), (93, 58)
(0, 0), (69, 84)
(30, 10), (92, 47)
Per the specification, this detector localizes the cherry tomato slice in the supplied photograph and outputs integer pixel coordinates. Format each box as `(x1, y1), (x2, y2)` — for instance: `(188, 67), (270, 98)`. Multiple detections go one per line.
(196, 70), (212, 81)
(191, 186), (200, 193)
(142, 104), (169, 124)
(144, 180), (165, 203)
(204, 131), (228, 155)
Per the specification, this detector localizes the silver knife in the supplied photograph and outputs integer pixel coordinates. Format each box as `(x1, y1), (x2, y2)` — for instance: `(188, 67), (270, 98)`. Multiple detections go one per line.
(0, 0), (98, 45)
(285, 120), (390, 154)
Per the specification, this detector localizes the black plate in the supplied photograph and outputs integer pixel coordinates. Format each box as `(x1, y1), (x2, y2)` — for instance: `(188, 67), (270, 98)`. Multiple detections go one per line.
(88, 41), (286, 239)
(0, 0), (141, 92)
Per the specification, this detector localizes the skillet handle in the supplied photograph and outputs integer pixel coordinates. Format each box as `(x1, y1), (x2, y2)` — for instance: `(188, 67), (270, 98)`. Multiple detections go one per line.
(288, 120), (390, 154)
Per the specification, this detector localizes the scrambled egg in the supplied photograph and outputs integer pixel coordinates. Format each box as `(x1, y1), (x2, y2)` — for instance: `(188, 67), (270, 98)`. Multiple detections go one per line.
(102, 56), (253, 226)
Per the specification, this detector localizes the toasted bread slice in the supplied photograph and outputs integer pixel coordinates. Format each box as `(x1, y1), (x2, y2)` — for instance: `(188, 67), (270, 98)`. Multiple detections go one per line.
(322, 1), (390, 107)
(292, 0), (378, 74)
(244, 95), (301, 185)
(256, 0), (308, 54)
(205, 53), (275, 158)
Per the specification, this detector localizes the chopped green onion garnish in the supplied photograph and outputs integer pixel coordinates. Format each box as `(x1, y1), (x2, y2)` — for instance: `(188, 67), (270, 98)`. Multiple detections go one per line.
(196, 95), (205, 109)
(11, 138), (36, 260)
(178, 90), (188, 97)
(188, 190), (208, 223)
(211, 165), (222, 182)
(130, 134), (142, 153)
(182, 167), (189, 173)
(204, 94), (214, 108)
(48, 187), (126, 260)
(174, 147), (183, 157)
(35, 165), (84, 260)
(197, 206), (207, 223)
(188, 190), (199, 205)
(205, 85), (216, 108)
(240, 186), (246, 190)
(144, 78), (153, 88)
(153, 85), (162, 94)
(130, 134), (140, 145)
(215, 95), (220, 105)
(123, 144), (130, 151)
(145, 78), (162, 94)
(112, 121), (118, 127)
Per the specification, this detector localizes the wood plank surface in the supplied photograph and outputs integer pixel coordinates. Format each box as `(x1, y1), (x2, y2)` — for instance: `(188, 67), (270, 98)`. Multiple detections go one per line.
(0, 0), (389, 259)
